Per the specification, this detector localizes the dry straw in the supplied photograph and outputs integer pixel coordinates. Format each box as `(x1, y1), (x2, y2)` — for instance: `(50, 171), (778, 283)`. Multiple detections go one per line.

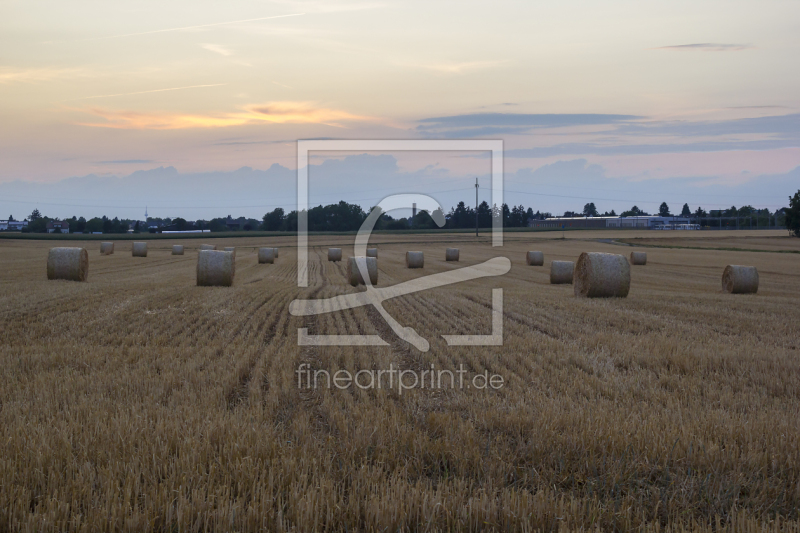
(132, 242), (147, 257)
(722, 265), (759, 294)
(347, 256), (378, 286)
(328, 248), (342, 262)
(550, 260), (574, 284)
(406, 251), (424, 269)
(100, 242), (114, 255)
(574, 252), (630, 298)
(258, 247), (275, 264)
(197, 250), (235, 287)
(630, 251), (647, 265)
(172, 245), (184, 255)
(526, 251), (544, 266)
(199, 244), (216, 251)
(445, 248), (460, 262)
(47, 247), (88, 282)
(366, 248), (378, 258)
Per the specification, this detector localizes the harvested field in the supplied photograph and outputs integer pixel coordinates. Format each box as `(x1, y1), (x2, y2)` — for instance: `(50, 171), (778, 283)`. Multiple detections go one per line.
(619, 233), (800, 253)
(1, 230), (799, 531)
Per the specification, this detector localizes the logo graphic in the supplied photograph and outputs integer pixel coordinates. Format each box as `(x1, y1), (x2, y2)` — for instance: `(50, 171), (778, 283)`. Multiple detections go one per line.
(289, 140), (507, 351)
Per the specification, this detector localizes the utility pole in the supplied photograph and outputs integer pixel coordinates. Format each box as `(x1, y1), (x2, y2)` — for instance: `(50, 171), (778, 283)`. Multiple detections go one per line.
(475, 177), (479, 237)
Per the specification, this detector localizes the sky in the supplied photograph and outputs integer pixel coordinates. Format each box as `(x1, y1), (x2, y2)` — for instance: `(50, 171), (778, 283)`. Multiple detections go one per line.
(1, 0), (799, 220)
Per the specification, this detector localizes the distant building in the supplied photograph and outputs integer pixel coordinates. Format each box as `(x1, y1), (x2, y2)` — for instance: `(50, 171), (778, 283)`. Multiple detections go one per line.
(0, 220), (28, 231)
(529, 216), (616, 229)
(46, 220), (70, 233)
(606, 216), (690, 228)
(225, 216), (241, 230)
(529, 215), (691, 229)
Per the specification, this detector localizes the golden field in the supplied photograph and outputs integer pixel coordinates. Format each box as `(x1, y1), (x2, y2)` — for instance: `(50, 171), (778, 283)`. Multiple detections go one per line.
(0, 230), (799, 532)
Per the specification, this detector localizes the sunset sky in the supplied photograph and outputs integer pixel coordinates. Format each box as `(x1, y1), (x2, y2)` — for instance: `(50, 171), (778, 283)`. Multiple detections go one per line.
(1, 0), (799, 219)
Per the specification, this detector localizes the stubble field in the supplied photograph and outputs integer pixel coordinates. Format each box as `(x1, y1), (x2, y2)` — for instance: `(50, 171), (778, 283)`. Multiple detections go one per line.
(0, 230), (798, 532)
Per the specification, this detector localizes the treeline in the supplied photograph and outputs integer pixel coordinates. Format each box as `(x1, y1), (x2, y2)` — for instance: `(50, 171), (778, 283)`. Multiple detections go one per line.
(260, 201), (548, 232)
(10, 192), (798, 235)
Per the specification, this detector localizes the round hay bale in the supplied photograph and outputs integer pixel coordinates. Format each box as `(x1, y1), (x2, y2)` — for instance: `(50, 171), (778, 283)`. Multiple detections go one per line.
(172, 245), (184, 255)
(199, 244), (216, 251)
(132, 242), (148, 257)
(366, 248), (378, 258)
(445, 248), (460, 262)
(722, 265), (758, 294)
(526, 251), (544, 266)
(258, 247), (275, 264)
(328, 248), (342, 262)
(574, 252), (630, 298)
(550, 260), (574, 284)
(630, 251), (647, 265)
(224, 246), (235, 252)
(273, 248), (279, 258)
(347, 256), (378, 286)
(100, 242), (114, 255)
(47, 247), (88, 282)
(406, 251), (424, 269)
(197, 250), (235, 287)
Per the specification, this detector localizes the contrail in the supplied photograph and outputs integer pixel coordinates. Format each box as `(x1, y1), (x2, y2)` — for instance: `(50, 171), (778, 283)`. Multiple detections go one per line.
(62, 83), (226, 101)
(78, 13), (305, 41)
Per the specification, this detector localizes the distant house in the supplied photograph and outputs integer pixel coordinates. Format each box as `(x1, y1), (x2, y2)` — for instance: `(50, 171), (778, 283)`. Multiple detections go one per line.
(0, 220), (28, 231)
(46, 220), (70, 233)
(225, 216), (241, 231)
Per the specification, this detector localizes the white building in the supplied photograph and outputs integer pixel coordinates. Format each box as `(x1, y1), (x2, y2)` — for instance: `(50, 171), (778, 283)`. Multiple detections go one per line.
(0, 220), (28, 231)
(531, 215), (692, 229)
(605, 216), (690, 228)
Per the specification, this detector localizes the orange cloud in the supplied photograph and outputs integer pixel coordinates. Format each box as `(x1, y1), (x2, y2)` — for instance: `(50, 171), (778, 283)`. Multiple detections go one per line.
(76, 102), (370, 129)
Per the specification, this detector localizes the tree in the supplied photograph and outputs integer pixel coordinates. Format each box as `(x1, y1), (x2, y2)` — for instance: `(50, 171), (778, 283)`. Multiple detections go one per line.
(694, 207), (707, 217)
(511, 205), (527, 227)
(681, 203), (691, 217)
(173, 217), (188, 231)
(659, 202), (671, 217)
(85, 217), (103, 233)
(448, 201), (474, 229)
(786, 190), (800, 237)
(261, 208), (285, 231)
(501, 203), (511, 226)
(29, 209), (42, 221)
(583, 202), (598, 217)
(8, 215), (13, 221)
(620, 205), (648, 217)
(477, 201), (492, 228)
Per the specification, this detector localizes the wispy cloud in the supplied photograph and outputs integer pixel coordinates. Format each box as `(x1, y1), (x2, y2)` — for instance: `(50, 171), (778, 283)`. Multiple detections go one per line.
(0, 67), (86, 84)
(201, 44), (233, 56)
(268, 1), (385, 14)
(76, 101), (370, 129)
(655, 43), (753, 52)
(725, 105), (790, 110)
(417, 112), (643, 137)
(502, 139), (800, 158)
(409, 60), (509, 74)
(76, 13), (305, 41)
(96, 159), (155, 165)
(63, 84), (226, 102)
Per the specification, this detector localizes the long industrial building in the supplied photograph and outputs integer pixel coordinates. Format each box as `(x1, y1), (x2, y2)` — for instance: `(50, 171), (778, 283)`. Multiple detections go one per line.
(529, 216), (692, 229)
